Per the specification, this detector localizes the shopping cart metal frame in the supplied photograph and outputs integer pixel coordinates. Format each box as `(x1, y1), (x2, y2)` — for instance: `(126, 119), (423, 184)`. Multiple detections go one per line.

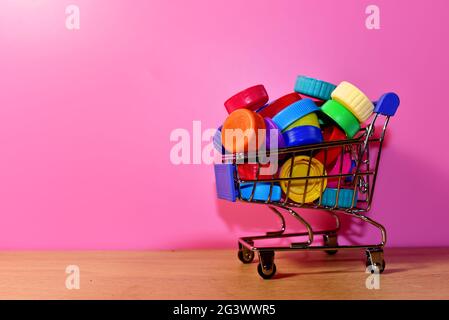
(216, 94), (399, 279)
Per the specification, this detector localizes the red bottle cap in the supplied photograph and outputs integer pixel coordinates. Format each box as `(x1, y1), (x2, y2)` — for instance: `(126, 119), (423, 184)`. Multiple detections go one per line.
(224, 85), (269, 114)
(315, 126), (347, 170)
(258, 92), (301, 118)
(237, 163), (273, 180)
(298, 94), (325, 106)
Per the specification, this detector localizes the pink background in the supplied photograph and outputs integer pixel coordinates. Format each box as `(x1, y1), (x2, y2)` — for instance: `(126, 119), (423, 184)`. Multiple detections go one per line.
(0, 0), (448, 249)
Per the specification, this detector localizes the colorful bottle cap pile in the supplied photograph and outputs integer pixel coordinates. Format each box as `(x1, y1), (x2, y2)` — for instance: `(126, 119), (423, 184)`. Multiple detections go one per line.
(216, 76), (380, 206)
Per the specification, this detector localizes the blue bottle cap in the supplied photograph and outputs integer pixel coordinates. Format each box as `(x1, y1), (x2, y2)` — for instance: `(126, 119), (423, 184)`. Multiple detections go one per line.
(272, 98), (320, 131)
(282, 125), (323, 148)
(294, 76), (337, 101)
(240, 182), (282, 202)
(320, 188), (358, 208)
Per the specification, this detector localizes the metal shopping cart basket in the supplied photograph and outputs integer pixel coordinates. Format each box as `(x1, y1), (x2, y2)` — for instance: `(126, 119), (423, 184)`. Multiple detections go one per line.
(214, 93), (400, 279)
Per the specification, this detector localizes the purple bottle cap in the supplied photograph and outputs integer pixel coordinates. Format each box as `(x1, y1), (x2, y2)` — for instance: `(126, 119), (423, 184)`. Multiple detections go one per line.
(264, 118), (285, 150)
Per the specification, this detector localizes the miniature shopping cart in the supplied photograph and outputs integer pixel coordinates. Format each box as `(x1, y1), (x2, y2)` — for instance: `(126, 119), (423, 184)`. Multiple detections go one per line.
(214, 93), (399, 279)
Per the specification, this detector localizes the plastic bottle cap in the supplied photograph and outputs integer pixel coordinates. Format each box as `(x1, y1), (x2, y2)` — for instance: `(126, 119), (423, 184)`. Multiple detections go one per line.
(294, 76), (336, 101)
(315, 126), (347, 170)
(224, 85), (269, 114)
(298, 94), (326, 106)
(264, 117), (285, 150)
(282, 126), (323, 148)
(222, 109), (266, 153)
(331, 81), (374, 122)
(237, 163), (273, 181)
(320, 188), (358, 208)
(284, 113), (320, 131)
(279, 156), (327, 203)
(320, 100), (360, 138)
(239, 182), (282, 202)
(258, 93), (301, 118)
(272, 98), (319, 132)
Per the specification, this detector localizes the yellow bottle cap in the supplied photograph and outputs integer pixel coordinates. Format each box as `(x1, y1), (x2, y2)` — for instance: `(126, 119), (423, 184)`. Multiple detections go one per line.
(284, 113), (320, 131)
(331, 81), (374, 123)
(280, 156), (327, 203)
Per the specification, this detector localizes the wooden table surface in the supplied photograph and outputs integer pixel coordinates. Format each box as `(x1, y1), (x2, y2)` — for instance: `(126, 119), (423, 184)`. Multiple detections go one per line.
(0, 248), (448, 299)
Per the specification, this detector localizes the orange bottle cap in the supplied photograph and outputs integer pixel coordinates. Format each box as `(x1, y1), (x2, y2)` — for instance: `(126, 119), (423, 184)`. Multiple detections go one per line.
(222, 109), (266, 153)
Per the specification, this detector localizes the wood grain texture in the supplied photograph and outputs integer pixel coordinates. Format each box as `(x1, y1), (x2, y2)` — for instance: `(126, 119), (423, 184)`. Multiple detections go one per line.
(0, 248), (448, 300)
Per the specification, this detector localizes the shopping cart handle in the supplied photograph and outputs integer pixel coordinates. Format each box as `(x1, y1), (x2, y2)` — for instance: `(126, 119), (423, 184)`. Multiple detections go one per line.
(373, 92), (400, 117)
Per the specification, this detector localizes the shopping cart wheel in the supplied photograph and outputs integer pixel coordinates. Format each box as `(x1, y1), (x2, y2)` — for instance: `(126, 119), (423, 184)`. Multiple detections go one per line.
(257, 263), (276, 280)
(257, 251), (276, 279)
(238, 241), (255, 264)
(365, 249), (385, 274)
(238, 248), (255, 264)
(323, 233), (338, 255)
